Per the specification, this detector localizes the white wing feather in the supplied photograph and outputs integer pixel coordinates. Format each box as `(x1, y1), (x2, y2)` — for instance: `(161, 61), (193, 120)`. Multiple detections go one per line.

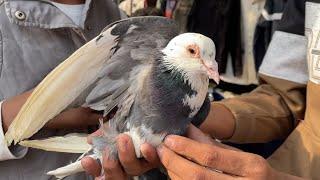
(5, 27), (118, 145)
(19, 133), (91, 153)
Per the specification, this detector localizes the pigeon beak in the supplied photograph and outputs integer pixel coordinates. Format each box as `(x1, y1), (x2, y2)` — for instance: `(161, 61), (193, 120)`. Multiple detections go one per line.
(206, 67), (220, 85)
(200, 59), (220, 84)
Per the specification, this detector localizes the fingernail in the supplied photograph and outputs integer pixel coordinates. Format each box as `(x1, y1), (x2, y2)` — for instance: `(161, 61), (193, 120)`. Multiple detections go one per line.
(164, 136), (174, 148)
(140, 143), (149, 159)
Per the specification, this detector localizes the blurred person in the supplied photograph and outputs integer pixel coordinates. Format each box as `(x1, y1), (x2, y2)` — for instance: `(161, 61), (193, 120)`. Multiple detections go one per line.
(0, 0), (124, 179)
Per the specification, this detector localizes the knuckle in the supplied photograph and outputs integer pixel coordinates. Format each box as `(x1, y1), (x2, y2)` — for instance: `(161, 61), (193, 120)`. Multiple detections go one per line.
(172, 140), (186, 152)
(160, 153), (171, 168)
(104, 165), (115, 176)
(202, 150), (220, 167)
(103, 161), (118, 175)
(123, 168), (137, 176)
(126, 168), (147, 176)
(248, 155), (270, 175)
(163, 157), (172, 169)
(119, 156), (131, 164)
(191, 170), (207, 180)
(123, 164), (144, 176)
(120, 163), (138, 175)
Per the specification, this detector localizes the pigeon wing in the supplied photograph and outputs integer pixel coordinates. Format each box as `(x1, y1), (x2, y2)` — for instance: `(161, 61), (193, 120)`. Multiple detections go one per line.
(5, 17), (178, 144)
(84, 17), (179, 121)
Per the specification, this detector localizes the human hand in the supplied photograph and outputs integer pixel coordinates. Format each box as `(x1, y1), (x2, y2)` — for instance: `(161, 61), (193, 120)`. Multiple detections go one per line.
(158, 125), (302, 180)
(2, 89), (101, 132)
(81, 132), (160, 179)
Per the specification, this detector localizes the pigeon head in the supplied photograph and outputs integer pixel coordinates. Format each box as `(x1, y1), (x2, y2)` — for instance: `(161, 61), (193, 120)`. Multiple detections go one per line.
(162, 33), (220, 85)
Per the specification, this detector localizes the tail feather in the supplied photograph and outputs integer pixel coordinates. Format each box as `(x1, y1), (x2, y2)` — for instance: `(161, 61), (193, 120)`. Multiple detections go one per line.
(47, 160), (84, 180)
(92, 120), (119, 159)
(47, 151), (98, 179)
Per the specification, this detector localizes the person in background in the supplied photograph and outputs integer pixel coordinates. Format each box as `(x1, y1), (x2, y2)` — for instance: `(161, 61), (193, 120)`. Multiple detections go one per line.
(82, 0), (320, 179)
(0, 0), (124, 179)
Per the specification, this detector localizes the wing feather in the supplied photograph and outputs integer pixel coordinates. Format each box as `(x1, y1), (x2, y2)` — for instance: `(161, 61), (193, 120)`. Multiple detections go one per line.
(5, 25), (119, 144)
(5, 17), (179, 145)
(85, 17), (179, 122)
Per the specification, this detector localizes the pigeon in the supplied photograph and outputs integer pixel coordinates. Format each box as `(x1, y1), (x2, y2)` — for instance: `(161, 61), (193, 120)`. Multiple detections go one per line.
(5, 16), (219, 179)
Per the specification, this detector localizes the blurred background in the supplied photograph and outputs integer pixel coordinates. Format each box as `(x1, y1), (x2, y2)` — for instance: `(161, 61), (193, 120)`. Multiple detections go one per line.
(115, 0), (287, 100)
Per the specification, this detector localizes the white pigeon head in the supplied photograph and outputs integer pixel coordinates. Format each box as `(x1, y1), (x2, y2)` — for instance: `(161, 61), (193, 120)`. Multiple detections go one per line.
(162, 33), (220, 85)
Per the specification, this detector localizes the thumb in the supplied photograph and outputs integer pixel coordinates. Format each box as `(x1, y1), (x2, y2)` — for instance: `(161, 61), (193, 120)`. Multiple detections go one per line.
(81, 156), (101, 177)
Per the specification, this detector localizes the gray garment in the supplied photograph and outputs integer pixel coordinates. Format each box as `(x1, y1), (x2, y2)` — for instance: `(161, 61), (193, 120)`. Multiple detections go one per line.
(0, 0), (121, 179)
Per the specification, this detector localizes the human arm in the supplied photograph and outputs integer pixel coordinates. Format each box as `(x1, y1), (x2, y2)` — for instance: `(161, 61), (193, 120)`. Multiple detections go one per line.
(2, 89), (101, 132)
(158, 125), (304, 180)
(201, 74), (306, 143)
(82, 125), (303, 180)
(0, 89), (102, 161)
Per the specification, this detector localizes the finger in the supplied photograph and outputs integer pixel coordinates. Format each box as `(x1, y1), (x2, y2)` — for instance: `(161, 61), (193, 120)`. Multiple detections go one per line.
(103, 149), (127, 180)
(95, 176), (105, 180)
(187, 125), (216, 144)
(157, 145), (233, 180)
(187, 125), (241, 151)
(81, 156), (101, 177)
(167, 170), (183, 180)
(87, 129), (103, 144)
(117, 134), (152, 175)
(140, 143), (160, 166)
(164, 135), (263, 177)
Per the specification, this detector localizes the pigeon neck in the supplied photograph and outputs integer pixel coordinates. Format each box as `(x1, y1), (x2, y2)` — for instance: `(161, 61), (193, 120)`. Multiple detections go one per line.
(159, 56), (209, 93)
(153, 57), (209, 120)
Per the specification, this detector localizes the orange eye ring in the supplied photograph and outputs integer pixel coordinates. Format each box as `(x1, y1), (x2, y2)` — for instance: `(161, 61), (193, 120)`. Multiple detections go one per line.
(187, 44), (200, 58)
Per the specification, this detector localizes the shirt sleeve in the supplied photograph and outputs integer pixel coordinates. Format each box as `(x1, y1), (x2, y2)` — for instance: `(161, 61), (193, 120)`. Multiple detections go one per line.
(0, 101), (28, 161)
(219, 74), (306, 143)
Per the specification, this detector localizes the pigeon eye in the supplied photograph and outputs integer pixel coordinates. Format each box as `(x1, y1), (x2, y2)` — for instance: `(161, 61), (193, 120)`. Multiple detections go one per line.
(188, 48), (196, 54)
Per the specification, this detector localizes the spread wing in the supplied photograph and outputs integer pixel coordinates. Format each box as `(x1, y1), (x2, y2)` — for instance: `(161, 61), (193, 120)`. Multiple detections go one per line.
(5, 16), (179, 144)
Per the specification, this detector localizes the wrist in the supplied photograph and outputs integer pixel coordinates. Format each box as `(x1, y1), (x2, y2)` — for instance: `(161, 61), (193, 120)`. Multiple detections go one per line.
(199, 103), (236, 140)
(1, 90), (32, 133)
(1, 101), (9, 133)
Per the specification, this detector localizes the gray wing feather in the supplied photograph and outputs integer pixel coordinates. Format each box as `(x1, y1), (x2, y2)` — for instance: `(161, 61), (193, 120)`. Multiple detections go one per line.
(85, 17), (179, 122)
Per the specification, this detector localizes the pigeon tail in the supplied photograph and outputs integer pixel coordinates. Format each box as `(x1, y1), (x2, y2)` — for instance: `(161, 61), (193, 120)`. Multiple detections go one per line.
(92, 119), (120, 160)
(47, 150), (98, 179)
(47, 160), (84, 179)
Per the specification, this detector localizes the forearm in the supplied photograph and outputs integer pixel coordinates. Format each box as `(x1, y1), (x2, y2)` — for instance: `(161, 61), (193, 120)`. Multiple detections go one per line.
(200, 103), (236, 140)
(1, 90), (32, 133)
(201, 75), (306, 143)
(0, 102), (28, 160)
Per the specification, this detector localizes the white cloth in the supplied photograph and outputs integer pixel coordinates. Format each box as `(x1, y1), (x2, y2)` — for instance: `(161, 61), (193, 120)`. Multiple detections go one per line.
(259, 31), (308, 84)
(0, 101), (28, 160)
(51, 2), (85, 26)
(306, 2), (320, 84)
